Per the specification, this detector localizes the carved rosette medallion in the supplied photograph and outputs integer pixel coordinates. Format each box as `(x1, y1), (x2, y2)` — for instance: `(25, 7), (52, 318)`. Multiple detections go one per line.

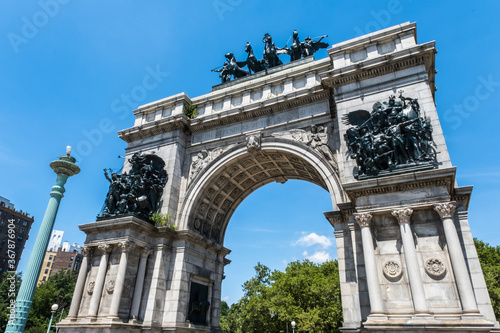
(383, 260), (402, 280)
(98, 244), (112, 254)
(425, 258), (446, 278)
(87, 280), (95, 294)
(391, 208), (413, 225)
(354, 212), (373, 228)
(194, 219), (202, 230)
(107, 279), (115, 293)
(433, 202), (456, 220)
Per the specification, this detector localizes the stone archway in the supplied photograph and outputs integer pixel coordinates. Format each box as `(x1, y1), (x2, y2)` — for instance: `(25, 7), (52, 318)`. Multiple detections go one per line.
(59, 22), (498, 333)
(179, 140), (344, 245)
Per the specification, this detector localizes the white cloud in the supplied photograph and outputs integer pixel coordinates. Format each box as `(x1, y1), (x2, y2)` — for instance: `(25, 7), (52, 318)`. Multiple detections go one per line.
(302, 250), (332, 263)
(294, 232), (332, 248)
(223, 296), (230, 301)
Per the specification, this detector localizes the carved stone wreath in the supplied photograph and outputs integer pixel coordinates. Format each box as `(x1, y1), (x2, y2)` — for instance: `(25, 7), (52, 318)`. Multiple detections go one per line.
(87, 280), (95, 294)
(383, 260), (402, 280)
(107, 279), (115, 293)
(123, 278), (131, 294)
(425, 258), (446, 278)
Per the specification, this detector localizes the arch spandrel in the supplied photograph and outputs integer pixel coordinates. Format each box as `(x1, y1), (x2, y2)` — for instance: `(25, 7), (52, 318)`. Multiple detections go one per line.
(179, 139), (345, 245)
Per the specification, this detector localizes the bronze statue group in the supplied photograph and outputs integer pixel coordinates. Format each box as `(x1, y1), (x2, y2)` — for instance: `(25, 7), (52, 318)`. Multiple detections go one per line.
(343, 91), (437, 177)
(212, 30), (328, 83)
(101, 153), (168, 218)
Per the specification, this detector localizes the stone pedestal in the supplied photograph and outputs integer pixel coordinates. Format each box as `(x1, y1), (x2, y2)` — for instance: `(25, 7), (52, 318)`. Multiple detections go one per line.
(58, 216), (230, 333)
(326, 169), (497, 332)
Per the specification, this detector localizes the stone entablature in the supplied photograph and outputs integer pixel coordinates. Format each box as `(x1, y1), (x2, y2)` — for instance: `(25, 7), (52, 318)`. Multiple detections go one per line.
(323, 23), (435, 97)
(118, 23), (432, 145)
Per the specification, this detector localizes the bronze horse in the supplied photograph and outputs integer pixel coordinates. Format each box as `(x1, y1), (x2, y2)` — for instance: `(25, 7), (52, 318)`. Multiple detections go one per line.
(262, 33), (283, 68)
(224, 52), (249, 79)
(244, 42), (266, 74)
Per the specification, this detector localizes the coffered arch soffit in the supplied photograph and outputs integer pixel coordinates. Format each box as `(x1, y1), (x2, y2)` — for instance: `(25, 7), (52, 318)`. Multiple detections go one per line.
(179, 139), (343, 245)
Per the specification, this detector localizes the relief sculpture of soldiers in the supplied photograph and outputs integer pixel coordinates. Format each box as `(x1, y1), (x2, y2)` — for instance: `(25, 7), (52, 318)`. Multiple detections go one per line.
(100, 153), (168, 219)
(343, 91), (437, 177)
(212, 30), (328, 83)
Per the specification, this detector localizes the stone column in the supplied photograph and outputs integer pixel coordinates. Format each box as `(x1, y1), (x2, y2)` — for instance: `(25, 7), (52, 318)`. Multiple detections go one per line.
(355, 213), (384, 314)
(67, 246), (92, 319)
(392, 208), (429, 314)
(108, 241), (132, 319)
(130, 247), (152, 320)
(434, 202), (479, 313)
(88, 244), (112, 318)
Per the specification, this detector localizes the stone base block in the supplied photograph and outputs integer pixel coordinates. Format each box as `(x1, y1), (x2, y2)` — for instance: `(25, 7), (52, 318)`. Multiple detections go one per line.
(362, 312), (495, 332)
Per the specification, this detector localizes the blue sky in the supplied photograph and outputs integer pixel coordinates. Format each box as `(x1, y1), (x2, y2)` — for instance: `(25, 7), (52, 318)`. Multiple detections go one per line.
(1, 1), (499, 305)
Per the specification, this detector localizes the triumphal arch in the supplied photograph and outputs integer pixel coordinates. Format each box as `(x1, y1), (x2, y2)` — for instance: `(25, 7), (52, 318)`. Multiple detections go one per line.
(59, 23), (499, 332)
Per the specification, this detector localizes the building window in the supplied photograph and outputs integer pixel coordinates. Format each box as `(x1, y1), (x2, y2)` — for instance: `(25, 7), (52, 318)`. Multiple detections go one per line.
(70, 256), (74, 261)
(68, 263), (72, 268)
(46, 262), (50, 267)
(17, 236), (22, 241)
(44, 269), (48, 274)
(42, 276), (46, 281)
(0, 221), (3, 226)
(20, 228), (25, 234)
(22, 221), (28, 226)
(49, 255), (53, 260)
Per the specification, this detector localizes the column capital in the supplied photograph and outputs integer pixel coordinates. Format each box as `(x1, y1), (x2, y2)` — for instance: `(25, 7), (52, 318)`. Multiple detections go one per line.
(141, 247), (153, 258)
(81, 245), (93, 256)
(391, 208), (413, 225)
(354, 212), (373, 228)
(97, 243), (112, 254)
(434, 202), (456, 220)
(118, 241), (134, 253)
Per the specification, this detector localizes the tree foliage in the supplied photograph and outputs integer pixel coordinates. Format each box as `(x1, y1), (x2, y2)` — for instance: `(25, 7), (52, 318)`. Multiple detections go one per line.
(221, 260), (342, 333)
(474, 238), (500, 319)
(0, 272), (22, 331)
(25, 269), (77, 332)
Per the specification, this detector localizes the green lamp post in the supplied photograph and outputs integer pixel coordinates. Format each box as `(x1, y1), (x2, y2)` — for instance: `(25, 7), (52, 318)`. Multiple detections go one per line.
(5, 147), (80, 332)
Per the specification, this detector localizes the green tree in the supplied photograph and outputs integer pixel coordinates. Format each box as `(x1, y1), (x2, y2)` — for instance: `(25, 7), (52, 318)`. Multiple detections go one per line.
(474, 238), (500, 319)
(221, 260), (342, 333)
(25, 269), (77, 332)
(219, 300), (243, 333)
(268, 260), (342, 332)
(0, 272), (22, 331)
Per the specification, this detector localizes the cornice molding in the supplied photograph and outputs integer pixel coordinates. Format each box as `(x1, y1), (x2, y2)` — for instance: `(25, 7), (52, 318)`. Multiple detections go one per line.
(189, 89), (329, 133)
(342, 168), (456, 202)
(321, 43), (436, 97)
